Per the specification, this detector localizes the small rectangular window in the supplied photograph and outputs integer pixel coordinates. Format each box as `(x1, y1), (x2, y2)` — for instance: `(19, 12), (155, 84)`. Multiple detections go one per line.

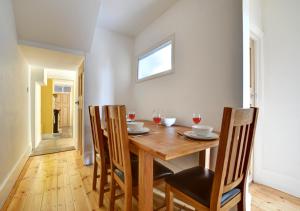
(54, 85), (71, 93)
(137, 38), (174, 81)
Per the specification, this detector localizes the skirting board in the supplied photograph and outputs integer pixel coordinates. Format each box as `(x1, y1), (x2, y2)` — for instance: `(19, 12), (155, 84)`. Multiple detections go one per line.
(254, 169), (300, 198)
(0, 145), (31, 208)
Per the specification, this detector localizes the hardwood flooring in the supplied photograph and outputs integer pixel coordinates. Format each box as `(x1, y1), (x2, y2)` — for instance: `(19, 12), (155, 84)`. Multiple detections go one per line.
(250, 183), (300, 211)
(1, 150), (300, 211)
(31, 138), (75, 156)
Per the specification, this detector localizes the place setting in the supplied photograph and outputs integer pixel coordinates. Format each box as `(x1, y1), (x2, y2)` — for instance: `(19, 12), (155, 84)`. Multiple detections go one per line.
(126, 110), (177, 135)
(126, 111), (150, 135)
(178, 113), (219, 141)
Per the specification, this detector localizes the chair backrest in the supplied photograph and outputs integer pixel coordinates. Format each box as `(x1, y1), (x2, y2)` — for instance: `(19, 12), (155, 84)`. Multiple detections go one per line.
(211, 107), (259, 209)
(104, 105), (132, 185)
(89, 106), (106, 164)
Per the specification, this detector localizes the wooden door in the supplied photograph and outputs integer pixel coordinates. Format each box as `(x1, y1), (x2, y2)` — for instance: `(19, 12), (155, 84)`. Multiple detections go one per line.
(77, 61), (84, 154)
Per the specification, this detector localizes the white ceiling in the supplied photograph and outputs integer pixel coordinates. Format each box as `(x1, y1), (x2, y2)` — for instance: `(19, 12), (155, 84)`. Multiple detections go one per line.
(98, 0), (178, 36)
(12, 0), (101, 52)
(20, 45), (84, 70)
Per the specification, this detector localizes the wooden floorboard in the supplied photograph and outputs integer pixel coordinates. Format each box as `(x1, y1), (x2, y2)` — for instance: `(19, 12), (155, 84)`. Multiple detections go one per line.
(1, 150), (300, 211)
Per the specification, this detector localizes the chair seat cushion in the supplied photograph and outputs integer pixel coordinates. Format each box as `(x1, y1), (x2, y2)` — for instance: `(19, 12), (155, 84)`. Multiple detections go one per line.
(165, 166), (240, 208)
(114, 159), (174, 186)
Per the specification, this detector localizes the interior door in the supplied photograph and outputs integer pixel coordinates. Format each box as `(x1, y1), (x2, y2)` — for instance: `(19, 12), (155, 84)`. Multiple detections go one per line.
(77, 61), (84, 154)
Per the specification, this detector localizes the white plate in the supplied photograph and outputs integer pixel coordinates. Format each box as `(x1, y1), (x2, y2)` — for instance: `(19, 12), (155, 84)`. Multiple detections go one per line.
(183, 131), (219, 140)
(128, 127), (150, 135)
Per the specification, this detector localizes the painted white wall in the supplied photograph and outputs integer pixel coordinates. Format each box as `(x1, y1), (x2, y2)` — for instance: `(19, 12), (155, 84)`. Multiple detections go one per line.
(0, 0), (31, 206)
(243, 0), (250, 108)
(250, 0), (263, 30)
(131, 0), (243, 169)
(30, 67), (46, 149)
(253, 0), (300, 197)
(35, 84), (42, 147)
(83, 27), (133, 164)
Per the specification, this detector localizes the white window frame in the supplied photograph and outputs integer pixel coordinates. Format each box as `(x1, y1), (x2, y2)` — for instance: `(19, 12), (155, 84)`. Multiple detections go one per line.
(136, 35), (175, 82)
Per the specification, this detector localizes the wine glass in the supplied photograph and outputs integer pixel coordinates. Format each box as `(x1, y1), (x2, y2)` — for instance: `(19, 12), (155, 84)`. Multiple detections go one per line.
(192, 113), (202, 125)
(152, 110), (162, 127)
(128, 111), (136, 121)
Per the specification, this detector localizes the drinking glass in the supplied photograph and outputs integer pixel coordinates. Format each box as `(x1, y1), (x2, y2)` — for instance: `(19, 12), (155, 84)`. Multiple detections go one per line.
(192, 113), (202, 124)
(152, 111), (162, 127)
(128, 111), (136, 121)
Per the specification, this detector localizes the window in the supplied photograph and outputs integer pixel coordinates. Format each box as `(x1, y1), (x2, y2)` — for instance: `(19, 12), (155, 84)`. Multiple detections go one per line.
(137, 38), (174, 81)
(54, 85), (71, 93)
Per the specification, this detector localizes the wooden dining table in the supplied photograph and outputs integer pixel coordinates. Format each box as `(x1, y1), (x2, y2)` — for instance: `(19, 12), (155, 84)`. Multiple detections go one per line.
(103, 120), (219, 210)
(130, 121), (219, 210)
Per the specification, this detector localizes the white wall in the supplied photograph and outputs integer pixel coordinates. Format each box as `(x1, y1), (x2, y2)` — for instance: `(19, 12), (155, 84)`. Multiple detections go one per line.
(30, 67), (45, 149)
(0, 0), (31, 207)
(131, 0), (243, 169)
(35, 84), (42, 147)
(250, 0), (263, 30)
(254, 0), (300, 197)
(83, 27), (133, 164)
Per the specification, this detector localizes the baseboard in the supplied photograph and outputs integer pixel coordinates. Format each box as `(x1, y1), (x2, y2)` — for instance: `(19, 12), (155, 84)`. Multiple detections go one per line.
(254, 169), (300, 198)
(0, 144), (31, 208)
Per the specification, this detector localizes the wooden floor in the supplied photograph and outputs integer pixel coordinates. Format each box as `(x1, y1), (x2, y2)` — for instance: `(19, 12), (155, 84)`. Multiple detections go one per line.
(31, 138), (75, 156)
(2, 150), (300, 211)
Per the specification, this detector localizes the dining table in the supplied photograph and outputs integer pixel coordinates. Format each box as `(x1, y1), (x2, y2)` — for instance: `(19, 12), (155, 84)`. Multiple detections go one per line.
(104, 120), (219, 211)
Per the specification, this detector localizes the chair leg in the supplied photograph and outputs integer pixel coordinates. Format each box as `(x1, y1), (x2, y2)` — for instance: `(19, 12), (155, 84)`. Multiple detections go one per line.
(109, 177), (116, 211)
(166, 184), (174, 211)
(99, 169), (106, 207)
(237, 193), (246, 211)
(93, 161), (98, 190)
(124, 190), (132, 211)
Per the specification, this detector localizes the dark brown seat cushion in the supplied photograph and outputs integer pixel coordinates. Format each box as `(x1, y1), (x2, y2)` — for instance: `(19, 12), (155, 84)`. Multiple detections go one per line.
(114, 158), (174, 186)
(165, 166), (240, 208)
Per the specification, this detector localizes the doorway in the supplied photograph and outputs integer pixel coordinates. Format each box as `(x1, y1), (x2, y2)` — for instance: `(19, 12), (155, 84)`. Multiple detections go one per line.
(31, 78), (75, 156)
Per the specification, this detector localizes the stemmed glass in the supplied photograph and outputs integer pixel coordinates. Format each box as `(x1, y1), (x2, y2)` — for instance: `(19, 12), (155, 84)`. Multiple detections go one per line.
(192, 113), (202, 125)
(128, 111), (136, 121)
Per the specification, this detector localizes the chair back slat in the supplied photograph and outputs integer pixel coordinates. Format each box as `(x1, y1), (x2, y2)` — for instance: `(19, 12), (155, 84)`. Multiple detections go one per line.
(104, 105), (132, 182)
(225, 125), (241, 184)
(234, 125), (246, 180)
(88, 106), (106, 164)
(210, 107), (259, 209)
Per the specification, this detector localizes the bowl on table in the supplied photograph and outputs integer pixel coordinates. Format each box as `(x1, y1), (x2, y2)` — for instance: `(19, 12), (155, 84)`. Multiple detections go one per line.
(127, 121), (144, 131)
(192, 125), (213, 136)
(162, 118), (176, 127)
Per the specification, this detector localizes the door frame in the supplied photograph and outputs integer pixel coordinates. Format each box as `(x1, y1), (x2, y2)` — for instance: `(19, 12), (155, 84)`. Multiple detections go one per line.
(76, 60), (85, 156)
(249, 25), (264, 183)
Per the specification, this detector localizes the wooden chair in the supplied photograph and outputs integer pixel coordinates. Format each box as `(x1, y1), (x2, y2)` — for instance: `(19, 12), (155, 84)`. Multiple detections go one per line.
(88, 105), (110, 207)
(165, 107), (259, 211)
(104, 105), (174, 211)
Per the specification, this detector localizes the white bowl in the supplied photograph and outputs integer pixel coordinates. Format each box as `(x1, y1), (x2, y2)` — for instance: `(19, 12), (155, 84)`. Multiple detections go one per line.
(162, 118), (176, 127)
(192, 125), (213, 136)
(127, 121), (144, 131)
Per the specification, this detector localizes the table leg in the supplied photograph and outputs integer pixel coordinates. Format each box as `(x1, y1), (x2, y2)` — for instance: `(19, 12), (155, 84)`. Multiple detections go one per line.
(138, 149), (153, 211)
(199, 148), (210, 169)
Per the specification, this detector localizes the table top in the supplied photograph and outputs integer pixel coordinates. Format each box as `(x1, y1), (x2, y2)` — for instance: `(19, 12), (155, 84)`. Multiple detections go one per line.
(128, 121), (219, 161)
